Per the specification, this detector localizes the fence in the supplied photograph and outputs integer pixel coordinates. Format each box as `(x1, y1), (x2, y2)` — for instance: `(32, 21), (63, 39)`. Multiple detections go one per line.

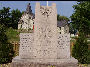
(0, 63), (11, 67)
(10, 41), (20, 56)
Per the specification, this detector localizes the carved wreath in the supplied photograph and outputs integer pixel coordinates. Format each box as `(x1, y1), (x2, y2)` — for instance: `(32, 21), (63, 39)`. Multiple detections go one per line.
(40, 6), (52, 17)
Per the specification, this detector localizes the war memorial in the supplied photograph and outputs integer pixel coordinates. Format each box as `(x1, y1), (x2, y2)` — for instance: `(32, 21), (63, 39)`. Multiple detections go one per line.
(12, 2), (78, 67)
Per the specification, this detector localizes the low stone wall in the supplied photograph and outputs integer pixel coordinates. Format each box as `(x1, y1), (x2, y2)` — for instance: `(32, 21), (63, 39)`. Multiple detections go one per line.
(10, 41), (20, 56)
(11, 62), (78, 67)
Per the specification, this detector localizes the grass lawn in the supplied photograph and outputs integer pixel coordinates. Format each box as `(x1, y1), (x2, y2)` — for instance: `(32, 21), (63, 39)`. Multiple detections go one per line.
(5, 28), (20, 42)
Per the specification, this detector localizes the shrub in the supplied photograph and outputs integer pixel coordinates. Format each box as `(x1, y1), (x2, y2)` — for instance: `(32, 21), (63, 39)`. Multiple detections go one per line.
(72, 33), (88, 64)
(0, 24), (15, 64)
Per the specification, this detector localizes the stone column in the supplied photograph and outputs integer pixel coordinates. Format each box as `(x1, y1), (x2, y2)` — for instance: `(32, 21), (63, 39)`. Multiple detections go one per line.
(34, 2), (58, 59)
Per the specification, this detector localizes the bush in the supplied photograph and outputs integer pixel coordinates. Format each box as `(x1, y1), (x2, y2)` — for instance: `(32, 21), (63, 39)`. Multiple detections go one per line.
(0, 24), (15, 64)
(72, 33), (88, 64)
(87, 50), (90, 64)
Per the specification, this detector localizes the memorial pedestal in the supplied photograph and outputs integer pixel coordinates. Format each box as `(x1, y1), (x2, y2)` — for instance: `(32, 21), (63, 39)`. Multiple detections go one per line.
(12, 56), (78, 67)
(12, 2), (78, 67)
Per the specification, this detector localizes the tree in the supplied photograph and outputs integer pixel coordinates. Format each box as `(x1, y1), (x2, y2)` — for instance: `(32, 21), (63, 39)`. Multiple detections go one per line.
(69, 23), (75, 34)
(72, 33), (88, 64)
(11, 9), (22, 29)
(70, 1), (90, 36)
(57, 14), (70, 22)
(0, 7), (11, 28)
(71, 1), (90, 64)
(69, 22), (78, 34)
(0, 24), (14, 64)
(0, 7), (23, 29)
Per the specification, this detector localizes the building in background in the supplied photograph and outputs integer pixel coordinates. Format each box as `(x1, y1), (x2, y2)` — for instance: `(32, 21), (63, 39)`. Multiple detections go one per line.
(18, 3), (35, 30)
(57, 20), (69, 34)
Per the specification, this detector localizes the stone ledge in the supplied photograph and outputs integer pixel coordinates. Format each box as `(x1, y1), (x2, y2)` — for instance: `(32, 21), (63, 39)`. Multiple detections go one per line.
(12, 56), (78, 67)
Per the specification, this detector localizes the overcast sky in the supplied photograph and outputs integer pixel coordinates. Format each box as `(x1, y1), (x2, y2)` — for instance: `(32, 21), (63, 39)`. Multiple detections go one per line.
(0, 1), (77, 18)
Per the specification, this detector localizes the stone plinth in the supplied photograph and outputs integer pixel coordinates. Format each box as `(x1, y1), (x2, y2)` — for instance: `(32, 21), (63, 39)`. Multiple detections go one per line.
(12, 56), (78, 67)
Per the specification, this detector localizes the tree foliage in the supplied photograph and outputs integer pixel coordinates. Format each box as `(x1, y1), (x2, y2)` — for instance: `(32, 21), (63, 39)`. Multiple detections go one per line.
(57, 14), (70, 22)
(70, 1), (90, 35)
(0, 24), (14, 64)
(71, 1), (90, 64)
(0, 7), (23, 29)
(69, 22), (77, 34)
(72, 33), (88, 64)
(11, 9), (22, 29)
(0, 7), (11, 27)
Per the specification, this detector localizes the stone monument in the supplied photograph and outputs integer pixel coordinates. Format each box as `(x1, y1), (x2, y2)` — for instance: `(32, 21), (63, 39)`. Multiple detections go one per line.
(12, 2), (78, 67)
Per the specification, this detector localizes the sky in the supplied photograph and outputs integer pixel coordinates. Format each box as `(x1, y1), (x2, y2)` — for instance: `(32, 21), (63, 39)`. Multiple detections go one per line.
(0, 1), (77, 18)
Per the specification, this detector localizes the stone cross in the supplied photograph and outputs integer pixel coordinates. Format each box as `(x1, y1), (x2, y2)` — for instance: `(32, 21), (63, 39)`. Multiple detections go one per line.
(47, 1), (48, 6)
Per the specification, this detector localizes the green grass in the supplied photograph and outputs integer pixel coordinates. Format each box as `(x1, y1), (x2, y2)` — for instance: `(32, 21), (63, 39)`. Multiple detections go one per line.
(70, 39), (76, 43)
(5, 28), (20, 42)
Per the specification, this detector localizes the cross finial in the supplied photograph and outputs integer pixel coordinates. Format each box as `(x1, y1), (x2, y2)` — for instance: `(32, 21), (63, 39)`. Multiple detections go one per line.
(47, 1), (48, 6)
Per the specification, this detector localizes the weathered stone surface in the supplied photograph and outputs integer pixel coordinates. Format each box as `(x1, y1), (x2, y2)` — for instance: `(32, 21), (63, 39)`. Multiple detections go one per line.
(19, 33), (71, 59)
(19, 33), (34, 59)
(34, 2), (57, 59)
(12, 56), (78, 67)
(57, 33), (71, 59)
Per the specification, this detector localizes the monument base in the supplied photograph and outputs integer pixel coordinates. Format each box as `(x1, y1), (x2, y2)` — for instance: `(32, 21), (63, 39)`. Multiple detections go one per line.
(11, 56), (78, 67)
